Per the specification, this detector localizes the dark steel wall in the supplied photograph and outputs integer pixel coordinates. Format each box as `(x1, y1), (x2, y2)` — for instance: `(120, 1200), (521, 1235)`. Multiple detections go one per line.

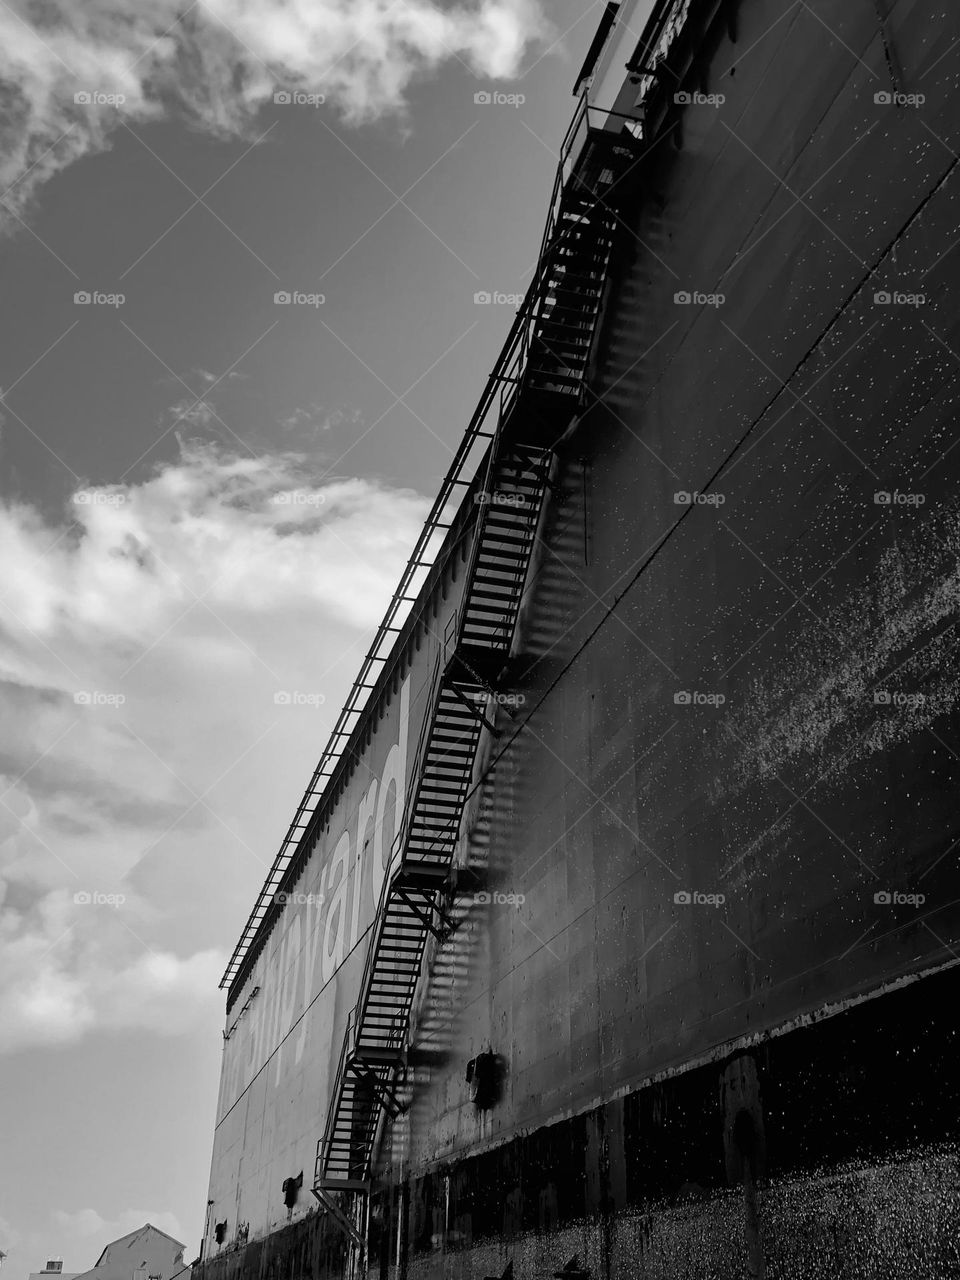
(198, 967), (960, 1280)
(194, 0), (960, 1276)
(395, 0), (960, 1173)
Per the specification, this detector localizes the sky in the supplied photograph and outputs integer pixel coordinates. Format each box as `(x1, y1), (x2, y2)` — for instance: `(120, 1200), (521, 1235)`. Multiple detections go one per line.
(0, 0), (616, 1274)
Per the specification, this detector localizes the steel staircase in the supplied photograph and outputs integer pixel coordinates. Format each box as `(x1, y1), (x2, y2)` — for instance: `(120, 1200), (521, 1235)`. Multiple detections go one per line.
(526, 132), (629, 403)
(312, 449), (554, 1237)
(308, 110), (639, 1248)
(220, 112), (635, 1006)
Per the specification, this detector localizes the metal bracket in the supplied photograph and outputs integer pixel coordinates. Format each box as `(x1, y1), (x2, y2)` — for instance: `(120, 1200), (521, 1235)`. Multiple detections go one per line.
(504, 442), (553, 477)
(448, 682), (500, 736)
(349, 1062), (406, 1118)
(396, 886), (455, 942)
(310, 1187), (365, 1249)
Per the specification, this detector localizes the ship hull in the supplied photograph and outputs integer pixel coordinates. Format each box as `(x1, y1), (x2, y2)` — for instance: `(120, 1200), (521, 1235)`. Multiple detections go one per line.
(196, 0), (960, 1274)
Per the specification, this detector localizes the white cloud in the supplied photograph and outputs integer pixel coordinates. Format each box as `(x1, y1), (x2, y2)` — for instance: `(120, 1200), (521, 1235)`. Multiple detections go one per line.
(0, 440), (429, 1054)
(0, 0), (546, 218)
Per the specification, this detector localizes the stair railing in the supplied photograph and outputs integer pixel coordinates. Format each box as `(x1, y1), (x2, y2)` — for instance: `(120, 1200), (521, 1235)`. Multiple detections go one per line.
(221, 99), (645, 1002)
(314, 1005), (358, 1185)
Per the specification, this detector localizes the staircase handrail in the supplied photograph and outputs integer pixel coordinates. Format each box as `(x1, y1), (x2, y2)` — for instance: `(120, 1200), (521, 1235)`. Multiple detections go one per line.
(220, 98), (641, 1000)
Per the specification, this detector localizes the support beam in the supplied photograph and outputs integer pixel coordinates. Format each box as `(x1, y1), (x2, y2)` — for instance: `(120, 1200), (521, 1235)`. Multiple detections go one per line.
(395, 887), (451, 942)
(310, 1188), (365, 1249)
(447, 682), (500, 735)
(349, 1062), (406, 1118)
